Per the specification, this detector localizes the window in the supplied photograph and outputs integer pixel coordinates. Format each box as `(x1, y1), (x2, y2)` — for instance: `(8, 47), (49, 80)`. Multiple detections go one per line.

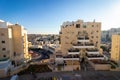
(92, 25), (94, 27)
(14, 52), (16, 56)
(1, 41), (5, 43)
(65, 42), (68, 44)
(72, 32), (74, 34)
(95, 41), (98, 47)
(1, 33), (4, 36)
(91, 32), (93, 34)
(59, 32), (62, 34)
(76, 24), (80, 28)
(3, 55), (6, 57)
(83, 25), (86, 28)
(65, 36), (69, 39)
(2, 48), (6, 51)
(65, 25), (68, 27)
(91, 31), (94, 34)
(90, 40), (93, 42)
(91, 36), (94, 38)
(96, 25), (99, 27)
(96, 30), (99, 32)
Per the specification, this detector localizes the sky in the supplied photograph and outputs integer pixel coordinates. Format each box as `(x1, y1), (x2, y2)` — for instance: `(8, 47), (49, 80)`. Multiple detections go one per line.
(0, 0), (120, 34)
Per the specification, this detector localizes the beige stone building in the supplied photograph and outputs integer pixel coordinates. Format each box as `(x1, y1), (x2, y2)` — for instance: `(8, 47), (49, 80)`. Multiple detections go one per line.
(0, 20), (30, 77)
(111, 35), (120, 63)
(55, 19), (106, 71)
(60, 19), (101, 55)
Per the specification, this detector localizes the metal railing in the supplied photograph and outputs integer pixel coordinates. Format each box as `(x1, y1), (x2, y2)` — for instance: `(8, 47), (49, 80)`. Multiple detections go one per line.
(68, 49), (79, 52)
(0, 57), (9, 61)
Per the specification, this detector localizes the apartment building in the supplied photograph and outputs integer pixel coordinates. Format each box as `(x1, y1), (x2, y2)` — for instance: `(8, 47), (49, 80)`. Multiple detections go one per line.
(111, 35), (120, 63)
(55, 19), (107, 71)
(60, 19), (101, 55)
(101, 28), (120, 43)
(0, 20), (30, 77)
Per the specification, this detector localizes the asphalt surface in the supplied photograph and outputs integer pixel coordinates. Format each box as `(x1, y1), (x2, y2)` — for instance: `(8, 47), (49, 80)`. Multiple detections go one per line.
(30, 48), (53, 61)
(1, 71), (120, 80)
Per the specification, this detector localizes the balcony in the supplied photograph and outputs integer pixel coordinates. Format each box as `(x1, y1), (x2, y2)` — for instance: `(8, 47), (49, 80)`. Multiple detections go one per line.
(77, 36), (89, 42)
(89, 60), (111, 70)
(0, 57), (10, 64)
(56, 55), (63, 58)
(0, 58), (11, 69)
(63, 55), (80, 60)
(68, 48), (80, 54)
(73, 43), (94, 48)
(86, 49), (99, 54)
(86, 54), (104, 60)
(90, 60), (109, 64)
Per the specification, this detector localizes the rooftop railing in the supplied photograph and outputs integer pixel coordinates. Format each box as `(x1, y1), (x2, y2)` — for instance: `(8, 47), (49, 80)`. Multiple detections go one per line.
(73, 43), (83, 46)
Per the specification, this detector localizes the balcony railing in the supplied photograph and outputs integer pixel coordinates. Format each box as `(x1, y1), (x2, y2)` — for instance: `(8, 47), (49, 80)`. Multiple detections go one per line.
(56, 55), (63, 58)
(63, 55), (80, 60)
(86, 49), (98, 52)
(90, 60), (109, 64)
(77, 36), (89, 42)
(0, 57), (9, 62)
(73, 43), (94, 48)
(73, 43), (83, 46)
(86, 54), (104, 58)
(68, 48), (80, 54)
(86, 49), (99, 55)
(85, 43), (94, 46)
(86, 54), (104, 60)
(73, 43), (94, 46)
(68, 49), (79, 52)
(63, 55), (79, 58)
(78, 37), (89, 40)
